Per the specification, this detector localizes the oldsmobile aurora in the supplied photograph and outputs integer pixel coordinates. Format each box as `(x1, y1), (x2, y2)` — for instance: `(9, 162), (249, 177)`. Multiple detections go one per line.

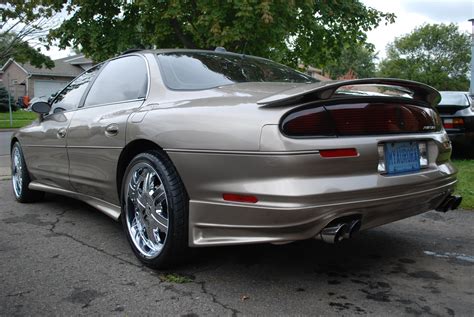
(11, 49), (461, 268)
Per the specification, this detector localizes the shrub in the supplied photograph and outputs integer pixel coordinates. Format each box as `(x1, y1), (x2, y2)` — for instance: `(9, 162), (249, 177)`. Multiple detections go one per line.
(0, 85), (16, 112)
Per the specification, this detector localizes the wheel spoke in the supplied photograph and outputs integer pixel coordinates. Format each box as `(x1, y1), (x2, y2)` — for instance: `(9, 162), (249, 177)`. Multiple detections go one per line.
(135, 194), (147, 212)
(128, 184), (138, 203)
(143, 170), (153, 193)
(144, 221), (158, 245)
(150, 184), (166, 205)
(131, 217), (141, 240)
(150, 211), (168, 234)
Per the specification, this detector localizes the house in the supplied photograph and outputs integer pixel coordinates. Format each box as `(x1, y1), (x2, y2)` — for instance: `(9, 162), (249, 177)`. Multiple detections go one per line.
(299, 65), (331, 81)
(0, 54), (94, 102)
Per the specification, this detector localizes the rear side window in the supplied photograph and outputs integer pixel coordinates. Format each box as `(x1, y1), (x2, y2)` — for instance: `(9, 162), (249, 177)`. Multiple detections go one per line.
(84, 56), (148, 107)
(439, 92), (469, 106)
(156, 52), (317, 90)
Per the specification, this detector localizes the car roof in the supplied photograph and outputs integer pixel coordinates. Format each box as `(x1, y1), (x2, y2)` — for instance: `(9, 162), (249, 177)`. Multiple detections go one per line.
(121, 48), (272, 62)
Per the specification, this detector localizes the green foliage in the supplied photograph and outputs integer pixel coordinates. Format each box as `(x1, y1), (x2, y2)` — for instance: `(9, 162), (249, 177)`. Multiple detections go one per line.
(0, 85), (15, 113)
(0, 0), (62, 22)
(0, 1), (60, 68)
(47, 0), (395, 67)
(159, 273), (193, 284)
(378, 24), (470, 91)
(452, 160), (474, 210)
(324, 44), (377, 79)
(0, 33), (54, 68)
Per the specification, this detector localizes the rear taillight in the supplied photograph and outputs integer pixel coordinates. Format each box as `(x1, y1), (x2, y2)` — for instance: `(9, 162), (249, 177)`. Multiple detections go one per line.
(282, 107), (335, 136)
(281, 102), (440, 137)
(443, 118), (464, 129)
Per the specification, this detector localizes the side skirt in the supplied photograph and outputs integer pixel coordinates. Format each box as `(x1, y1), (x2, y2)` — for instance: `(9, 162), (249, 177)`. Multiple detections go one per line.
(29, 181), (121, 221)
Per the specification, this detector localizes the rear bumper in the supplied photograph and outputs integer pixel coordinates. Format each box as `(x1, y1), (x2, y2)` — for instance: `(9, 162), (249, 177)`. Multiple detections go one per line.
(166, 129), (457, 247)
(187, 174), (456, 246)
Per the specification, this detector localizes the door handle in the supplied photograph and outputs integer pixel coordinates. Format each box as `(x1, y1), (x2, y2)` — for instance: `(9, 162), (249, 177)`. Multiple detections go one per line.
(57, 128), (67, 139)
(105, 124), (119, 136)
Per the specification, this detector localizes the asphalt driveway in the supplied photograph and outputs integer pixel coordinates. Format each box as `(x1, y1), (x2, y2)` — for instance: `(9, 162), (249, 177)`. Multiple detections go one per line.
(0, 179), (473, 316)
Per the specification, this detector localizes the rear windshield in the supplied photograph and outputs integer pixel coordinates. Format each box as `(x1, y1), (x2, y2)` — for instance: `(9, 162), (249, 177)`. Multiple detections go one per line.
(156, 52), (318, 90)
(439, 92), (469, 106)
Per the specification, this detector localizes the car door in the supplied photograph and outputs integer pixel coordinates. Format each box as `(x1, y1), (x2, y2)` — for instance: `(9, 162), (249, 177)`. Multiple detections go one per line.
(67, 55), (148, 204)
(17, 67), (100, 189)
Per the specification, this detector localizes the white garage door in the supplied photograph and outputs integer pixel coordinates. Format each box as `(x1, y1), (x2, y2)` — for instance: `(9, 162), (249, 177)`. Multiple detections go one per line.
(33, 80), (68, 98)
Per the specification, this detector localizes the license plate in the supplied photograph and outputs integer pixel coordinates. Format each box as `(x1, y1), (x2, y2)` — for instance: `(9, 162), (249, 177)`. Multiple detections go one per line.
(384, 141), (420, 174)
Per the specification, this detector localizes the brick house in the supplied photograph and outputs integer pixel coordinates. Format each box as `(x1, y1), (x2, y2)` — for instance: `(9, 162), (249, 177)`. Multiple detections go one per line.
(0, 54), (93, 103)
(299, 65), (331, 81)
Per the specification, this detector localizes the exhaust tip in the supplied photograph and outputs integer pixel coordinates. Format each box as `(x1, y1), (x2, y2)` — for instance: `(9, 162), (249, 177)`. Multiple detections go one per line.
(450, 196), (462, 210)
(319, 223), (349, 244)
(436, 195), (462, 212)
(436, 196), (453, 212)
(343, 220), (362, 239)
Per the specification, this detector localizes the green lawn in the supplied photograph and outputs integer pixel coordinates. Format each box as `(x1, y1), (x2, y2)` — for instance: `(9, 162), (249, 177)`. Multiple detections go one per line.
(452, 160), (474, 210)
(0, 111), (37, 129)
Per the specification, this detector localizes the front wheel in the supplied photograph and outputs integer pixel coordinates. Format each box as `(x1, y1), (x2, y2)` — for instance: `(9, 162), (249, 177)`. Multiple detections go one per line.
(121, 150), (189, 269)
(11, 142), (44, 203)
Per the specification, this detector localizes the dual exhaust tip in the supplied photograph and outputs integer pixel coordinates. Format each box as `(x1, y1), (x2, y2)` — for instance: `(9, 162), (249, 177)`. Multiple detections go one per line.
(316, 219), (361, 244)
(317, 195), (462, 244)
(436, 195), (462, 213)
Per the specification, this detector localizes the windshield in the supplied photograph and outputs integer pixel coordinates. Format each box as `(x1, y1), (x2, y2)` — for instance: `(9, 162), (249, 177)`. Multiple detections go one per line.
(439, 92), (469, 106)
(156, 52), (318, 90)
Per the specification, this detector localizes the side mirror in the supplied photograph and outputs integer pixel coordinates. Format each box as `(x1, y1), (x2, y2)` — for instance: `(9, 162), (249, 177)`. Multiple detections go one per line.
(31, 102), (51, 115)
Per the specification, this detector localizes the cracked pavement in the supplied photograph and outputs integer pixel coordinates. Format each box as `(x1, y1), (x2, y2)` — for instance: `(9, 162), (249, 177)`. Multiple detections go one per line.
(0, 180), (473, 316)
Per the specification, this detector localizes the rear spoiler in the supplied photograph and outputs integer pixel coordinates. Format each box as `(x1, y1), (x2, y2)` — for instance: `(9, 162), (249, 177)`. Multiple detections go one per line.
(257, 78), (441, 108)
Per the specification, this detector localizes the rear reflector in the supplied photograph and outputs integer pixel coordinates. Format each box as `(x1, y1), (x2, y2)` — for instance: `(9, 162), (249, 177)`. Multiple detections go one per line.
(223, 193), (258, 203)
(319, 148), (358, 158)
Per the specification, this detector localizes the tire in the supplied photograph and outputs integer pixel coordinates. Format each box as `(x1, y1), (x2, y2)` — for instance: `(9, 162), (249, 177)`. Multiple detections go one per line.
(11, 142), (44, 203)
(121, 150), (189, 269)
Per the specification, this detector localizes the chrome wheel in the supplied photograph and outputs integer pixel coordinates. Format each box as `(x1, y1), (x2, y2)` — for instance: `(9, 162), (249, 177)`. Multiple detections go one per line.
(12, 147), (22, 198)
(124, 162), (169, 259)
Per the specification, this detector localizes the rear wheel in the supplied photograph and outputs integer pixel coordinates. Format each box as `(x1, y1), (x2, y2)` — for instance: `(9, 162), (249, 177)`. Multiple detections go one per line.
(121, 150), (188, 269)
(11, 142), (44, 203)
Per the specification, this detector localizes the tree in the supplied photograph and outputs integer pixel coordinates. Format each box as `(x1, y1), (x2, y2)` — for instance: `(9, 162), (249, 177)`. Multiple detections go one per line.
(324, 44), (377, 79)
(0, 1), (62, 68)
(47, 0), (395, 67)
(378, 23), (470, 91)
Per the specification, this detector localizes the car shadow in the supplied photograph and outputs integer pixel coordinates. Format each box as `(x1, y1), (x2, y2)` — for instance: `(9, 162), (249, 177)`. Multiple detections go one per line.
(180, 230), (416, 277)
(41, 192), (423, 279)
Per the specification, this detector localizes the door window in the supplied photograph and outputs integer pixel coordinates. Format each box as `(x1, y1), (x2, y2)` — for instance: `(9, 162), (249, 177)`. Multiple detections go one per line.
(50, 65), (101, 114)
(84, 56), (148, 107)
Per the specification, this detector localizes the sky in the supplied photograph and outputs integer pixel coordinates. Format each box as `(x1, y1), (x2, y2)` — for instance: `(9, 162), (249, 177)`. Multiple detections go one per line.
(43, 0), (474, 61)
(361, 0), (474, 60)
